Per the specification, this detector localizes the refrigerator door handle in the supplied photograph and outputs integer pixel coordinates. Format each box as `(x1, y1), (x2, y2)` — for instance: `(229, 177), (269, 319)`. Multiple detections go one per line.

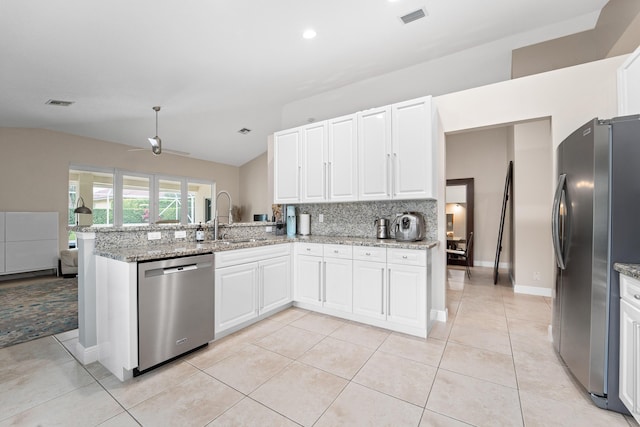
(552, 174), (567, 270)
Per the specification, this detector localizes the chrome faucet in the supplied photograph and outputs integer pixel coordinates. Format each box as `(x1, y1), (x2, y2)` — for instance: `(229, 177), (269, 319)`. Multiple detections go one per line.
(213, 190), (232, 240)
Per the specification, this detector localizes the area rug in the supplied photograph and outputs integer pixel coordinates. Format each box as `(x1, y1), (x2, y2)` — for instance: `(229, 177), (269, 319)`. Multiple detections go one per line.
(0, 277), (78, 348)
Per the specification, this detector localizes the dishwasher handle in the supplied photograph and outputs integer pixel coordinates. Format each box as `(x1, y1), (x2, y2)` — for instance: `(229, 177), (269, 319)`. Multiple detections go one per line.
(163, 264), (198, 275)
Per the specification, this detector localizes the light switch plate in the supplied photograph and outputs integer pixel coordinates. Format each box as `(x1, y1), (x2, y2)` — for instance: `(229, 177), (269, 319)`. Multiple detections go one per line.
(174, 230), (187, 239)
(148, 231), (161, 240)
(265, 226), (272, 232)
(319, 214), (324, 223)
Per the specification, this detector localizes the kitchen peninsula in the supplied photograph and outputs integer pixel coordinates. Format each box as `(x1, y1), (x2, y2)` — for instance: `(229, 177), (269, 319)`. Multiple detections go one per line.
(77, 222), (438, 381)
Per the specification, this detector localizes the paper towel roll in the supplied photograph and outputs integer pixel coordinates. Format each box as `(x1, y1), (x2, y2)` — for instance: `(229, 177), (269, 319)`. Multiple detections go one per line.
(298, 214), (310, 235)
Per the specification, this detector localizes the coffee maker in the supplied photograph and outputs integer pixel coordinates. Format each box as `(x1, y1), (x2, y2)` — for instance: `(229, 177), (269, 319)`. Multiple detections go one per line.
(286, 206), (296, 237)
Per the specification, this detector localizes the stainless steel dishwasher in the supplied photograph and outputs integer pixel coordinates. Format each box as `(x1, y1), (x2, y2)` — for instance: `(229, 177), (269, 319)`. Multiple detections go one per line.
(136, 254), (214, 375)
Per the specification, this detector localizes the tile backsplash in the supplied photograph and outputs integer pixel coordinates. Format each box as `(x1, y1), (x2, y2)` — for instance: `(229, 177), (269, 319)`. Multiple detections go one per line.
(291, 200), (437, 241)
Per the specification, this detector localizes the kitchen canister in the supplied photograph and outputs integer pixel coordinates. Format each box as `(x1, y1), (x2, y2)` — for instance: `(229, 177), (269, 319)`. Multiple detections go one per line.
(298, 213), (310, 235)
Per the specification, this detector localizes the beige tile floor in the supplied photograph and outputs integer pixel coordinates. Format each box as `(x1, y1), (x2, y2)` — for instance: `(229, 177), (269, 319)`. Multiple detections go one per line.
(1, 266), (640, 426)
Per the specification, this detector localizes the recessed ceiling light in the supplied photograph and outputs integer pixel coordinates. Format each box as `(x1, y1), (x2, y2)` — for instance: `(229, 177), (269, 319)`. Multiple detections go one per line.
(45, 99), (74, 107)
(302, 29), (317, 40)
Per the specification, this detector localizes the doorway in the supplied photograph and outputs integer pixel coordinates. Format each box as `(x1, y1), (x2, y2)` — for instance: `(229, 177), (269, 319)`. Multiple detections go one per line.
(446, 178), (474, 266)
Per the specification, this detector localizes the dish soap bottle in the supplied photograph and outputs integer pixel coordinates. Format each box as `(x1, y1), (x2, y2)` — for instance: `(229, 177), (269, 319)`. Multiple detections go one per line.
(196, 222), (205, 242)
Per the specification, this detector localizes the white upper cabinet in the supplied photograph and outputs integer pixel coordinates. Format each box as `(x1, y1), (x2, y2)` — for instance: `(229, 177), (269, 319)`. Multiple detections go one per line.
(301, 122), (328, 203)
(327, 114), (358, 202)
(273, 128), (301, 203)
(357, 106), (392, 201)
(391, 96), (435, 199)
(274, 95), (435, 203)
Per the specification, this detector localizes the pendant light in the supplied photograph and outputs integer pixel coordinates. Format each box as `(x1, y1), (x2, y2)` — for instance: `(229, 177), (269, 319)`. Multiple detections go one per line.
(148, 106), (162, 155)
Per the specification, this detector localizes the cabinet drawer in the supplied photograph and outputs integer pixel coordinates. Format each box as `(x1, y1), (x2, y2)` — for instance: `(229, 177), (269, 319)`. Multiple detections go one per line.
(323, 244), (353, 259)
(621, 275), (640, 310)
(215, 243), (291, 268)
(353, 246), (386, 262)
(388, 248), (426, 267)
(295, 242), (323, 257)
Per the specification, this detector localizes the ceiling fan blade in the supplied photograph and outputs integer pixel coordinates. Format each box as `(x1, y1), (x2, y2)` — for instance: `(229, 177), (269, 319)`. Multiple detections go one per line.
(126, 147), (190, 157)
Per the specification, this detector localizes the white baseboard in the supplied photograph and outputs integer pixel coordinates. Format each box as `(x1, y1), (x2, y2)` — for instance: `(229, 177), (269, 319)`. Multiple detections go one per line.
(75, 342), (99, 365)
(473, 260), (510, 269)
(514, 284), (552, 297)
(431, 308), (448, 322)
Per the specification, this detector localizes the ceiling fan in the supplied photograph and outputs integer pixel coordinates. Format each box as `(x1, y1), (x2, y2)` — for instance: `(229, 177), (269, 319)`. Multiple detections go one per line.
(126, 106), (191, 157)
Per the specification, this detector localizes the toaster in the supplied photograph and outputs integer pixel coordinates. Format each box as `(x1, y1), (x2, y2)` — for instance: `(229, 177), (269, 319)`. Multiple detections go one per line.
(393, 212), (426, 241)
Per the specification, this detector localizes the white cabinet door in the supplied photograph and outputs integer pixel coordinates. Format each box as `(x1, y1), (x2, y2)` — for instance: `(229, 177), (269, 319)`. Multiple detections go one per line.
(387, 263), (427, 329)
(296, 254), (323, 307)
(215, 263), (258, 333)
(391, 96), (434, 199)
(301, 122), (328, 202)
(358, 106), (391, 201)
(620, 299), (640, 416)
(353, 260), (386, 320)
(260, 256), (291, 313)
(274, 128), (301, 203)
(328, 114), (358, 202)
(323, 257), (352, 312)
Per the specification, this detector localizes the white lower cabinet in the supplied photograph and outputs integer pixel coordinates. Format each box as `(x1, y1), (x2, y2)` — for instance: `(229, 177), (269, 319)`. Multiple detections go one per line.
(387, 263), (426, 329)
(260, 256), (291, 313)
(294, 243), (353, 314)
(323, 244), (353, 312)
(215, 263), (258, 333)
(215, 244), (292, 337)
(295, 244), (324, 307)
(353, 259), (386, 320)
(620, 275), (640, 422)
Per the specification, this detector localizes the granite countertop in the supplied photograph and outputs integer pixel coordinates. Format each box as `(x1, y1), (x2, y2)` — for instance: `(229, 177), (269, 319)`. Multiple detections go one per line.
(95, 235), (440, 262)
(614, 263), (640, 280)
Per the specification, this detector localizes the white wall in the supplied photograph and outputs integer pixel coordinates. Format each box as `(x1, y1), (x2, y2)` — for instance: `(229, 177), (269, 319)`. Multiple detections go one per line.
(445, 127), (510, 267)
(512, 119), (554, 295)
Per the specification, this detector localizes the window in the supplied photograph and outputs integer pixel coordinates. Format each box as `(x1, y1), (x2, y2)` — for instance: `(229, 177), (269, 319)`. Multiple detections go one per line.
(188, 181), (212, 224)
(69, 165), (215, 230)
(157, 178), (182, 223)
(122, 175), (150, 226)
(69, 168), (114, 227)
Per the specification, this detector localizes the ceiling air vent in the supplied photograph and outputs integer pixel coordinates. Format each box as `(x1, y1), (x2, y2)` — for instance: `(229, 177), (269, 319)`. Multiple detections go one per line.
(400, 8), (426, 25)
(45, 99), (74, 107)
(237, 128), (251, 135)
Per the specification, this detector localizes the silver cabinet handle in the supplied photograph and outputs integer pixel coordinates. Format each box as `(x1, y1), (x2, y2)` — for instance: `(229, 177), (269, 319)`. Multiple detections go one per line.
(402, 255), (408, 259)
(634, 294), (640, 300)
(386, 153), (392, 197)
(392, 152), (397, 197)
(387, 268), (391, 316)
(319, 261), (324, 302)
(365, 252), (371, 256)
(323, 162), (328, 200)
(306, 248), (311, 251)
(380, 267), (385, 315)
(327, 161), (332, 201)
(334, 250), (339, 254)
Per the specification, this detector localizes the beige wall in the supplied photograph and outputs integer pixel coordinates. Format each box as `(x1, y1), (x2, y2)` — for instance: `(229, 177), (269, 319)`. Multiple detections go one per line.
(0, 128), (240, 251)
(512, 0), (640, 78)
(512, 119), (554, 293)
(238, 151), (271, 222)
(446, 127), (510, 267)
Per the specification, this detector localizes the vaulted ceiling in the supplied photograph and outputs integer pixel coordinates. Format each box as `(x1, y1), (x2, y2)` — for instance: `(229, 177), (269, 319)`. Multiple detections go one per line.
(0, 0), (608, 166)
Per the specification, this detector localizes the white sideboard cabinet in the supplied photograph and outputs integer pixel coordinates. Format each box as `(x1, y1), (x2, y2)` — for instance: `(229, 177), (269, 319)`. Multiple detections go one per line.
(1, 212), (58, 275)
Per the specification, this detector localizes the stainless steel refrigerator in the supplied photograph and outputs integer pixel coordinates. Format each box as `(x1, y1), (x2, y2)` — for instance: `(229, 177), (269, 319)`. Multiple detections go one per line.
(552, 115), (640, 413)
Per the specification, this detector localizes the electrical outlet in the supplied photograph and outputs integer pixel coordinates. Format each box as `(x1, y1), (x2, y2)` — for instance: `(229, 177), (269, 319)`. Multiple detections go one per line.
(148, 231), (161, 240)
(266, 226), (273, 232)
(533, 271), (541, 281)
(319, 214), (324, 223)
(174, 230), (186, 239)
